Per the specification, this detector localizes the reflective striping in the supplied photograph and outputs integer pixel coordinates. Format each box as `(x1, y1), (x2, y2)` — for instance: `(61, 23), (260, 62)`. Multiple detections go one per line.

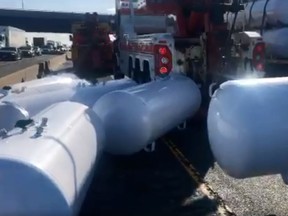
(163, 138), (236, 216)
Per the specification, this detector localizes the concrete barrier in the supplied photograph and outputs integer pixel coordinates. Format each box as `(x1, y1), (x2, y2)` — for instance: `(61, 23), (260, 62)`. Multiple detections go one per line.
(0, 54), (67, 88)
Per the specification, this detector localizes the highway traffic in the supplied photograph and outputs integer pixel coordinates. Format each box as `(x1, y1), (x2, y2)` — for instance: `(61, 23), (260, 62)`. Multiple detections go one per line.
(0, 54), (61, 78)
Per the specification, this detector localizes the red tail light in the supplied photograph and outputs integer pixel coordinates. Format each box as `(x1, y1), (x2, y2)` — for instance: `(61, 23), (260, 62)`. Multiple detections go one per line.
(252, 42), (265, 72)
(154, 45), (172, 76)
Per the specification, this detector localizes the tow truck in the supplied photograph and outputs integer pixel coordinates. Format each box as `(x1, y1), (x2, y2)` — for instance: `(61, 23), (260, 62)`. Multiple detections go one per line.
(70, 13), (115, 79)
(114, 0), (265, 105)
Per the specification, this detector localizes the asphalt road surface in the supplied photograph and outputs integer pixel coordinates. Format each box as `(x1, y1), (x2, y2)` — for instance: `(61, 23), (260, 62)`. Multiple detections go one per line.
(0, 55), (59, 78)
(79, 120), (288, 216)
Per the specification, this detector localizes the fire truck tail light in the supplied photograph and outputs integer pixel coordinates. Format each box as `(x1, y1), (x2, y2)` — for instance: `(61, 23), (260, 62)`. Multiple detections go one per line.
(161, 57), (169, 64)
(159, 47), (167, 55)
(255, 43), (264, 52)
(253, 42), (265, 72)
(154, 45), (172, 76)
(159, 67), (168, 74)
(256, 63), (264, 71)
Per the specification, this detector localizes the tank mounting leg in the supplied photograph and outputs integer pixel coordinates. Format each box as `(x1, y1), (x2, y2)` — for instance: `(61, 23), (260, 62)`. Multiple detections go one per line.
(281, 173), (288, 185)
(209, 82), (218, 97)
(177, 121), (187, 130)
(144, 141), (156, 152)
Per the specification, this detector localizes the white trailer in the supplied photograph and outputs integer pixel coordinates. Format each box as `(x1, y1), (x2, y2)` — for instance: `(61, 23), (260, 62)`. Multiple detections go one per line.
(0, 26), (26, 48)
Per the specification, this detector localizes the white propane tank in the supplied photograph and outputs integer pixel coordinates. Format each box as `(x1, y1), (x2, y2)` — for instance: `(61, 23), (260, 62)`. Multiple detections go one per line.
(226, 0), (288, 29)
(93, 75), (201, 155)
(0, 101), (30, 132)
(0, 78), (136, 131)
(2, 73), (89, 97)
(208, 77), (288, 179)
(0, 101), (104, 216)
(262, 28), (288, 58)
(70, 78), (137, 107)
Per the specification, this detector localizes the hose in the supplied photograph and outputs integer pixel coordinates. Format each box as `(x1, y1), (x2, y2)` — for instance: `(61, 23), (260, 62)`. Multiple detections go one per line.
(248, 0), (257, 28)
(222, 0), (240, 73)
(260, 0), (270, 35)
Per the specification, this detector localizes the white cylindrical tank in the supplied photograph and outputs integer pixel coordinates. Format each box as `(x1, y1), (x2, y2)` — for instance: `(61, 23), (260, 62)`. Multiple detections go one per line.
(93, 75), (201, 155)
(0, 101), (30, 132)
(70, 78), (137, 107)
(0, 101), (105, 216)
(226, 0), (288, 29)
(2, 73), (89, 97)
(0, 78), (136, 131)
(262, 28), (288, 58)
(208, 77), (288, 179)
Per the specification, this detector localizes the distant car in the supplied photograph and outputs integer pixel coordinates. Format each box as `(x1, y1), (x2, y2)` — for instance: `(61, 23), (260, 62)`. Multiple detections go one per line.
(33, 46), (42, 56)
(41, 45), (53, 54)
(19, 46), (35, 57)
(62, 45), (68, 51)
(0, 47), (22, 61)
(56, 45), (66, 54)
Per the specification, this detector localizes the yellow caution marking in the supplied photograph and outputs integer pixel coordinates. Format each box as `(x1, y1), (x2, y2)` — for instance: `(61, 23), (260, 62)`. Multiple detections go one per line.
(163, 138), (236, 216)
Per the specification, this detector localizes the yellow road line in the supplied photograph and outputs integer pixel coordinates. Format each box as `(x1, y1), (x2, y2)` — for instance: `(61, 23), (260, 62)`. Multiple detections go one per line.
(163, 138), (236, 216)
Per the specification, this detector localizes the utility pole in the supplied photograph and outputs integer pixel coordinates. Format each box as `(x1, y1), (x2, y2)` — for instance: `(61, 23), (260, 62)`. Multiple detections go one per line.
(21, 0), (24, 9)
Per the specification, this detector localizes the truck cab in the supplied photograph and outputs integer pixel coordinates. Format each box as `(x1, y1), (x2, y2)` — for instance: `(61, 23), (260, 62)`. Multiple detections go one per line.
(70, 17), (115, 79)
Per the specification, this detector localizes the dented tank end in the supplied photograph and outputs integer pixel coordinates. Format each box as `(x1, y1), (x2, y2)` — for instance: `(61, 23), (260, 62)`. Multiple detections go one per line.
(207, 77), (288, 179)
(0, 101), (29, 132)
(93, 75), (201, 155)
(0, 101), (105, 216)
(0, 78), (137, 132)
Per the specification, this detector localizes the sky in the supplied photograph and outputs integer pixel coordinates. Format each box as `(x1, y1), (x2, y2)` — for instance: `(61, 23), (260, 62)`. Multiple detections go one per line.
(0, 0), (116, 45)
(0, 0), (116, 14)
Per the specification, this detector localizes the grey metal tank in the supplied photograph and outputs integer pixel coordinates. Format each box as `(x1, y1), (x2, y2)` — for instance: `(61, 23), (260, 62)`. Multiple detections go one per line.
(208, 77), (288, 180)
(93, 75), (201, 155)
(0, 78), (136, 132)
